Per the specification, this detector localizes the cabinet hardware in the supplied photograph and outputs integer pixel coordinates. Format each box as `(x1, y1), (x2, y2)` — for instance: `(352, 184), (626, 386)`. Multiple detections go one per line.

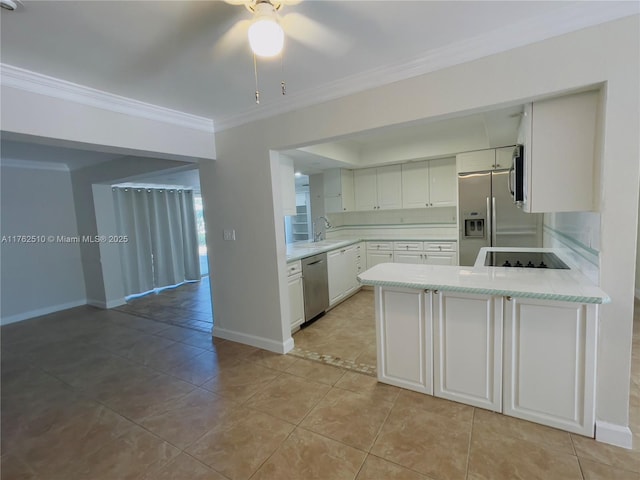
(505, 296), (512, 301)
(434, 290), (439, 294)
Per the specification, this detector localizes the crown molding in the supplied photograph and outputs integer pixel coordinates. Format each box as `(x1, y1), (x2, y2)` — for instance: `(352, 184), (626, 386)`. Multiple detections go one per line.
(1, 158), (70, 172)
(215, 3), (639, 132)
(0, 64), (215, 133)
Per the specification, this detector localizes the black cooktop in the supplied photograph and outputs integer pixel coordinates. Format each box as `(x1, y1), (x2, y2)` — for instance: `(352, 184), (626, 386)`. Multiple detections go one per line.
(484, 251), (570, 269)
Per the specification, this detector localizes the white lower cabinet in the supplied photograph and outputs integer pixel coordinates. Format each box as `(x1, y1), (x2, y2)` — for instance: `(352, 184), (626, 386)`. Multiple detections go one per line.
(287, 261), (304, 331)
(374, 286), (598, 437)
(503, 297), (597, 436)
(327, 244), (361, 307)
(391, 241), (458, 266)
(433, 291), (503, 411)
(376, 287), (432, 394)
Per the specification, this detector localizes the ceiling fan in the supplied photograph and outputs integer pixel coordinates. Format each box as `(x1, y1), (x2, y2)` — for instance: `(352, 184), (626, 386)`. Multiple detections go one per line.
(219, 0), (348, 58)
(218, 0), (349, 103)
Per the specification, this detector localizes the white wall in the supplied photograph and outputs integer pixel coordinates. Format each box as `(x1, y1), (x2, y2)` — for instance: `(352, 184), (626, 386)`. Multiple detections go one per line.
(202, 16), (639, 446)
(0, 164), (86, 324)
(0, 67), (216, 162)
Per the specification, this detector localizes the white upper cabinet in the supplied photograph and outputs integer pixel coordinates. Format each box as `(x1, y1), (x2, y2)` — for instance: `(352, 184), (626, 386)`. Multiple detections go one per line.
(354, 165), (402, 211)
(456, 149), (496, 173)
(324, 168), (355, 213)
(402, 158), (456, 209)
(520, 90), (599, 213)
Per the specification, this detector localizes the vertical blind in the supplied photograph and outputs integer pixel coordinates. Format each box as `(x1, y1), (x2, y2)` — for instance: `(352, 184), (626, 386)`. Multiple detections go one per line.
(113, 187), (201, 297)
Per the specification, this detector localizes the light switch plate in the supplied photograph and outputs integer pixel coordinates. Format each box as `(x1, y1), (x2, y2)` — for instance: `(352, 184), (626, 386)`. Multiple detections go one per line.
(223, 229), (236, 241)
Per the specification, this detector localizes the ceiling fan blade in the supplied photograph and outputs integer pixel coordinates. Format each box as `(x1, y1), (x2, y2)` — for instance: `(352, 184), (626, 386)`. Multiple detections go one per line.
(212, 18), (252, 58)
(223, 0), (249, 5)
(281, 12), (350, 56)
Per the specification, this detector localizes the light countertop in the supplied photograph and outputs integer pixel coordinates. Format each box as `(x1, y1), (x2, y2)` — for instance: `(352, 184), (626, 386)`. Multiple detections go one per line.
(286, 237), (457, 262)
(358, 248), (609, 304)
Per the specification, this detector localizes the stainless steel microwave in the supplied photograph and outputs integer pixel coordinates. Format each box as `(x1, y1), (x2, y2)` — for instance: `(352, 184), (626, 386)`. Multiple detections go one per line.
(509, 144), (525, 206)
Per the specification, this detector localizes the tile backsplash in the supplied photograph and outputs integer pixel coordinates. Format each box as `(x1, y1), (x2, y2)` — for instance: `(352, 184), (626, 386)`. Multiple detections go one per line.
(543, 211), (600, 283)
(327, 207), (456, 227)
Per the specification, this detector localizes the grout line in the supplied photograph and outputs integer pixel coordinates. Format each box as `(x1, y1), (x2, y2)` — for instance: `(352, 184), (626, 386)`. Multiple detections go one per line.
(465, 407), (476, 479)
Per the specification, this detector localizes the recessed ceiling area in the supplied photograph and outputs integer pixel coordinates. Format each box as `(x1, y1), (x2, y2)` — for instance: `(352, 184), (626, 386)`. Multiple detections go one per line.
(281, 104), (523, 175)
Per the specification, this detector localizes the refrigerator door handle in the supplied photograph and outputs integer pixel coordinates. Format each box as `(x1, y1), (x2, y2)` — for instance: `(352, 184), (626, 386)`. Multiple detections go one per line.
(486, 196), (492, 245)
(492, 196), (497, 246)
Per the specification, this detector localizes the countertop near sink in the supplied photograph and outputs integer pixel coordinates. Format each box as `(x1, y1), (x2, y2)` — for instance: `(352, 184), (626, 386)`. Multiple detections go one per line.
(286, 239), (361, 262)
(286, 237), (458, 262)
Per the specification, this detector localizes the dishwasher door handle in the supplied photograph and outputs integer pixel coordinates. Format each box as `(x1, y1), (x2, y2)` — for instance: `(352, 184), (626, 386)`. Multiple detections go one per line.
(306, 260), (325, 266)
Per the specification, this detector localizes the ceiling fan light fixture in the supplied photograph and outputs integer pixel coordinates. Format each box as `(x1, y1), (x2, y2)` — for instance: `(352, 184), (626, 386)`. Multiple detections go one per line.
(248, 2), (284, 57)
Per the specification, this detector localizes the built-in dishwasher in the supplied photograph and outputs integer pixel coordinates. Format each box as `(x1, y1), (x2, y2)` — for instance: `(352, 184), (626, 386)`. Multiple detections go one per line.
(301, 252), (329, 324)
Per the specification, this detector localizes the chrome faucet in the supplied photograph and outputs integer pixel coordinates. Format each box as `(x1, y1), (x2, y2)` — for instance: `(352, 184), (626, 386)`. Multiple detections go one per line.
(312, 216), (332, 242)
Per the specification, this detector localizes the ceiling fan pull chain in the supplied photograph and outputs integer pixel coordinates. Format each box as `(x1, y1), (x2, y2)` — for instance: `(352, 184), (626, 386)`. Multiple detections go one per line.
(281, 47), (286, 96)
(253, 53), (260, 104)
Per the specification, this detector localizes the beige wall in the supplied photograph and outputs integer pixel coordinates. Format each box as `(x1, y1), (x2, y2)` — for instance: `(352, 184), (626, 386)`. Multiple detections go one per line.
(202, 16), (639, 440)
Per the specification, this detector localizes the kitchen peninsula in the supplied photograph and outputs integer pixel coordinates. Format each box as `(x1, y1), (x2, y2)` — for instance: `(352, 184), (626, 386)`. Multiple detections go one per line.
(357, 247), (609, 438)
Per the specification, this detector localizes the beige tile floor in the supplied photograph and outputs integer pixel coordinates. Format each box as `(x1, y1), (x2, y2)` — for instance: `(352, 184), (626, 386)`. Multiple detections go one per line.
(291, 290), (377, 375)
(1, 295), (639, 479)
(115, 276), (213, 333)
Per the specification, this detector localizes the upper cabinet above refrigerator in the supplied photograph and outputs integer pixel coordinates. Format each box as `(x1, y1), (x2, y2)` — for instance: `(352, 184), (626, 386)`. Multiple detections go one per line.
(456, 147), (514, 174)
(518, 90), (600, 213)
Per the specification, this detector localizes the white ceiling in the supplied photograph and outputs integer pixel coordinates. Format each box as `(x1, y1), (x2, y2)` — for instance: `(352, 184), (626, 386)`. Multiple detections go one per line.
(0, 1), (636, 174)
(1, 1), (635, 131)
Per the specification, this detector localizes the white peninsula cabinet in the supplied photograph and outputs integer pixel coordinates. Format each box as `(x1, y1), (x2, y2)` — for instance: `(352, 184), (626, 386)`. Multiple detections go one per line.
(359, 263), (608, 437)
(503, 297), (597, 436)
(377, 287), (433, 394)
(354, 165), (402, 211)
(433, 291), (503, 412)
(402, 158), (456, 208)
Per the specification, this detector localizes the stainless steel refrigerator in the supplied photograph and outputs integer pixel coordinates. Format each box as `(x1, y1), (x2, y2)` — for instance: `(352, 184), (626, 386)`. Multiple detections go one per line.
(458, 170), (542, 266)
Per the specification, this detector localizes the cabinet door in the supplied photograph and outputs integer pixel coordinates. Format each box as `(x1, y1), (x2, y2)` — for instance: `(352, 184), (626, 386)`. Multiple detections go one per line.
(456, 149), (495, 173)
(366, 251), (394, 269)
(323, 169), (342, 197)
(401, 161), (430, 209)
(526, 90), (598, 213)
(344, 245), (360, 295)
(433, 291), (503, 411)
(503, 298), (597, 436)
(424, 252), (457, 266)
(327, 249), (345, 306)
(341, 169), (355, 212)
(288, 274), (304, 331)
(376, 287), (432, 394)
(494, 146), (514, 170)
(393, 251), (424, 264)
(428, 158), (457, 207)
(354, 168), (378, 211)
(376, 165), (402, 210)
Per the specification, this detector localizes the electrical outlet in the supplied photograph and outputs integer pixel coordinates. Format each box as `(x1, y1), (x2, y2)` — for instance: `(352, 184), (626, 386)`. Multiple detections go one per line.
(223, 229), (236, 241)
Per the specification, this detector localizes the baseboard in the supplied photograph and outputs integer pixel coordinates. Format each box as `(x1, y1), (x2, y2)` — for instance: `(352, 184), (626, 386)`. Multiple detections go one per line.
(1, 299), (86, 326)
(87, 297), (126, 309)
(213, 326), (294, 354)
(595, 421), (633, 449)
